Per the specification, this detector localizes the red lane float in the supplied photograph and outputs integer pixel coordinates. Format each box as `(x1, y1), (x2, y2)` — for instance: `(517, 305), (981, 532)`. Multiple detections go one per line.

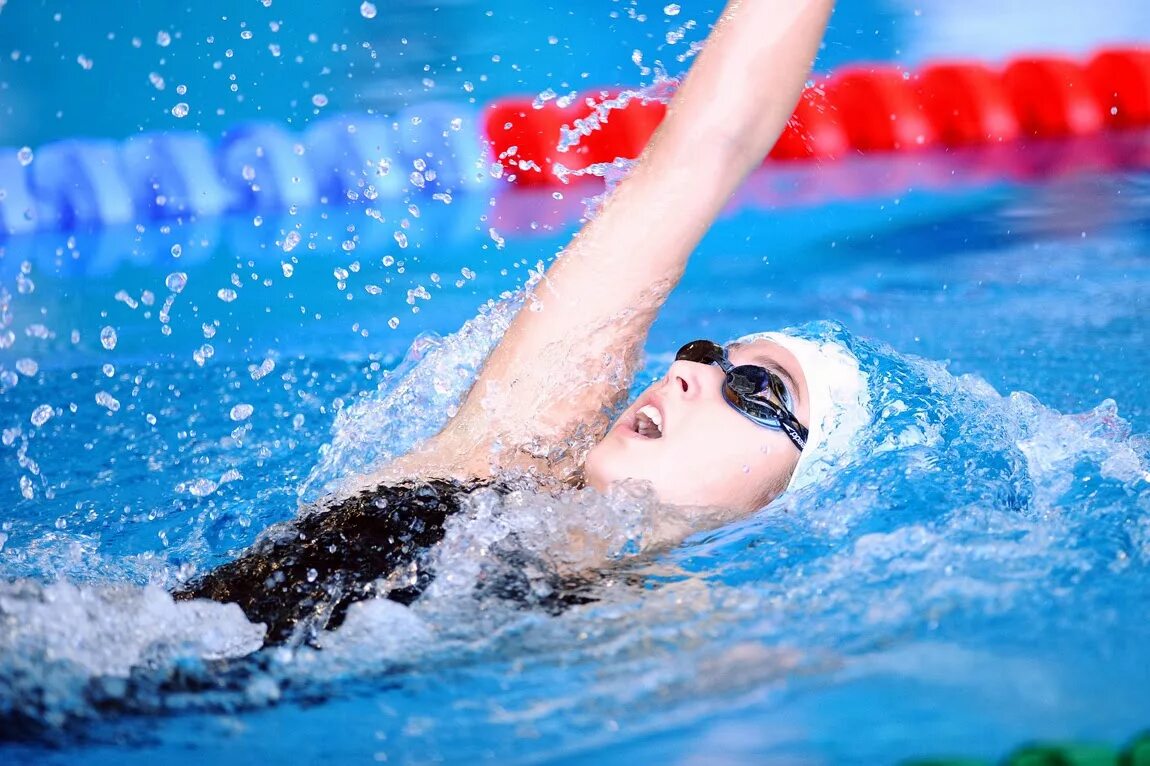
(916, 62), (1020, 145)
(770, 87), (851, 160)
(1087, 48), (1150, 128)
(1002, 56), (1105, 137)
(484, 92), (665, 186)
(826, 65), (939, 151)
(485, 46), (1150, 186)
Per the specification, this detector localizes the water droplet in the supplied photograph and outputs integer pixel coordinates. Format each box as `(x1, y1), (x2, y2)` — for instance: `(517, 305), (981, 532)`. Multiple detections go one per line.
(95, 391), (121, 412)
(360, 1), (377, 18)
(165, 272), (188, 293)
(282, 231), (301, 252)
(393, 231), (408, 248)
(100, 326), (118, 350)
(364, 284), (382, 295)
(664, 3), (681, 16)
(281, 261), (295, 278)
(15, 359), (38, 376)
(186, 478), (218, 497)
(156, 30), (172, 47)
(16, 146), (33, 166)
(148, 72), (165, 90)
(76, 54), (94, 70)
(306, 568), (318, 582)
(176, 83), (187, 95)
(341, 239), (356, 252)
(170, 243), (182, 257)
(102, 363), (115, 377)
(230, 403), (254, 421)
(387, 317), (400, 329)
(217, 288), (238, 303)
(240, 30), (253, 40)
(312, 93), (329, 108)
(250, 358), (276, 381)
(171, 102), (189, 118)
(30, 404), (54, 427)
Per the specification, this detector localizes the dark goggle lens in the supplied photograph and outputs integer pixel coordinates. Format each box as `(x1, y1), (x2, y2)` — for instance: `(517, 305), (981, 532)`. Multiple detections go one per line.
(675, 338), (808, 451)
(675, 340), (726, 367)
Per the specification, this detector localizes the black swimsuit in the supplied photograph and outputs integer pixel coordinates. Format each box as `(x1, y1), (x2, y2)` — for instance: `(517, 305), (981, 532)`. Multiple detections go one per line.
(173, 479), (594, 646)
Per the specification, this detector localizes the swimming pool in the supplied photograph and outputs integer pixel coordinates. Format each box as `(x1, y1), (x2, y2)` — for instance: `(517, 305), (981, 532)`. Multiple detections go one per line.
(3, 2), (1150, 764)
(2, 151), (1148, 763)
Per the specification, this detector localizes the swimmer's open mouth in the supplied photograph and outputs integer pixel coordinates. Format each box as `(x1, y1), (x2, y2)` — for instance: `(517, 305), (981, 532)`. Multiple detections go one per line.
(633, 404), (663, 439)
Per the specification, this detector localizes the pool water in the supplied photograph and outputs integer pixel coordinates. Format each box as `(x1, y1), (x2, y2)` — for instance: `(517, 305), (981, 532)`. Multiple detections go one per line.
(1, 142), (1148, 763)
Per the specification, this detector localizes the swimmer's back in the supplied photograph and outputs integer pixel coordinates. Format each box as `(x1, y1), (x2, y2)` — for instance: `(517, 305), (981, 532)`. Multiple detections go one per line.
(173, 479), (489, 646)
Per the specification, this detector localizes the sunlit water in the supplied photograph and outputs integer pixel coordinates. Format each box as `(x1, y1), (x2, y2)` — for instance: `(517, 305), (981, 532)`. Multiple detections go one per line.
(1, 151), (1148, 763)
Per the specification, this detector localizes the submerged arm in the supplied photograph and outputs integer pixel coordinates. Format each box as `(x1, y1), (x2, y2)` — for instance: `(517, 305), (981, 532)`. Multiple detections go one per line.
(388, 0), (835, 484)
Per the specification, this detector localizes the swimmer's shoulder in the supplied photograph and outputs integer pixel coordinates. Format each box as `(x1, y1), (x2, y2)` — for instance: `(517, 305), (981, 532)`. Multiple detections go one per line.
(358, 427), (576, 495)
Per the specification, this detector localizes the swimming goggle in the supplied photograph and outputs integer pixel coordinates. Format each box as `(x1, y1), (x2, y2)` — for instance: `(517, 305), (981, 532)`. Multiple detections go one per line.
(675, 340), (809, 452)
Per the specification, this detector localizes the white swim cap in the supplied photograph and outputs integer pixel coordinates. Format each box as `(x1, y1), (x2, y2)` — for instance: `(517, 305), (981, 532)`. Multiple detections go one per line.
(734, 330), (870, 492)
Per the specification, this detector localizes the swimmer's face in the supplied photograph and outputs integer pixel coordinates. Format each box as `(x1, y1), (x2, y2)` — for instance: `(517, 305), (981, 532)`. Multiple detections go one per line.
(584, 339), (810, 512)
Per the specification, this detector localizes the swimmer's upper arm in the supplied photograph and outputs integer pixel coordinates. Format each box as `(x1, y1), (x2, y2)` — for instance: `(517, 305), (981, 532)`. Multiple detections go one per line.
(415, 0), (835, 482)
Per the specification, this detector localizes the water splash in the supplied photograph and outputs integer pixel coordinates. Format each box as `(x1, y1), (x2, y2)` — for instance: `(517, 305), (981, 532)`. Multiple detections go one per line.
(299, 295), (523, 502)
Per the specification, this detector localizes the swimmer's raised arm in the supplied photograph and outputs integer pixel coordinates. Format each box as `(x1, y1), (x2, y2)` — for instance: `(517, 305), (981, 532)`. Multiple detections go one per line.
(387, 0), (834, 484)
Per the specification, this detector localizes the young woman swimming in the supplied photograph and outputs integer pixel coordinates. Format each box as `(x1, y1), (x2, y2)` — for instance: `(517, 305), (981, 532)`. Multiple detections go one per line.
(175, 0), (869, 646)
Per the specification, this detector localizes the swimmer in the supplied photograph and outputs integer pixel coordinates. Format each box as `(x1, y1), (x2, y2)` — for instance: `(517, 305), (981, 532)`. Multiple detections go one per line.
(175, 0), (864, 646)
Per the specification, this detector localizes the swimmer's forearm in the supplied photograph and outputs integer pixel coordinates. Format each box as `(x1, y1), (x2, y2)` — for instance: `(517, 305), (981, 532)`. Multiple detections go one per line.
(546, 0), (836, 307)
(654, 0), (835, 174)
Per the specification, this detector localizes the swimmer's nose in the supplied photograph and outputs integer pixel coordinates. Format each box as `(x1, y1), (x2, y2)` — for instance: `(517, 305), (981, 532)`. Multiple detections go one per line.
(666, 358), (725, 401)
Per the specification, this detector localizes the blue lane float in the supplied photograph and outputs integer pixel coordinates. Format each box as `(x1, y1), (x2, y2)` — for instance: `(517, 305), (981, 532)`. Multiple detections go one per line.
(0, 103), (489, 237)
(121, 133), (234, 218)
(27, 139), (135, 229)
